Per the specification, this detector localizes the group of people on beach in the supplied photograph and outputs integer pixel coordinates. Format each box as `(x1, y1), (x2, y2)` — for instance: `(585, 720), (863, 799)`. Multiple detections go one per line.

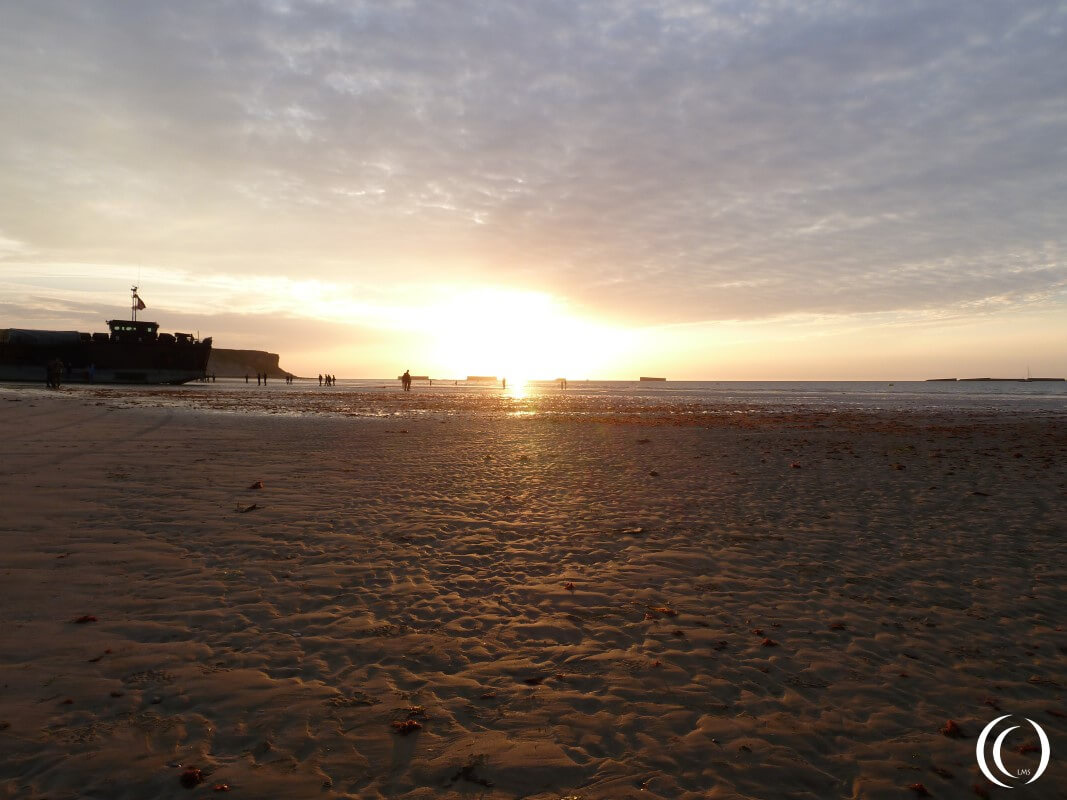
(45, 359), (65, 389)
(319, 374), (336, 386)
(400, 370), (412, 391)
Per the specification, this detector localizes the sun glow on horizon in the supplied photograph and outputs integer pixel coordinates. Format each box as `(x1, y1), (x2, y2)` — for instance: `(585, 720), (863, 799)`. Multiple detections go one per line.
(423, 287), (629, 382)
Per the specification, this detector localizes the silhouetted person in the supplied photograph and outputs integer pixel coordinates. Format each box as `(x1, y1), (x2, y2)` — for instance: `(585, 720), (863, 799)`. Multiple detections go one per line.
(318, 374), (323, 386)
(47, 359), (63, 389)
(401, 370), (411, 391)
(245, 374), (249, 383)
(502, 377), (506, 390)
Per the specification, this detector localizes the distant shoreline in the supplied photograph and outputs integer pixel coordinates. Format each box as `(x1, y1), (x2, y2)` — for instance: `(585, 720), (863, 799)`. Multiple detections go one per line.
(926, 377), (1064, 382)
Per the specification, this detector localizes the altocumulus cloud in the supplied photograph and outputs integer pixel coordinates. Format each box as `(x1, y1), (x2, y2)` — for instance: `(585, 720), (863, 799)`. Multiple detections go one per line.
(0, 0), (1065, 325)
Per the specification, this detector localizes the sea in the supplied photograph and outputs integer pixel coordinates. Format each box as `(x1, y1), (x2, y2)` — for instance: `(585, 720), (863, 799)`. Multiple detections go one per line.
(6, 379), (1065, 419)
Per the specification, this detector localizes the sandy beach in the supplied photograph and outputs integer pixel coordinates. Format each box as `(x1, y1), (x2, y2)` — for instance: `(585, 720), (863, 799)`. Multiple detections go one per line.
(1, 389), (1064, 799)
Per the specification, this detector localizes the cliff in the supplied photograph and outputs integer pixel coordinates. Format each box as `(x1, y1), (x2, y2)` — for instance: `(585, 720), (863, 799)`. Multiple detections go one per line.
(207, 348), (292, 378)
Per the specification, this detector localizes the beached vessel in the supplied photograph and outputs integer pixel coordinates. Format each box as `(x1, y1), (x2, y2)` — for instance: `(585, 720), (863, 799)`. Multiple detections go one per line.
(0, 289), (211, 384)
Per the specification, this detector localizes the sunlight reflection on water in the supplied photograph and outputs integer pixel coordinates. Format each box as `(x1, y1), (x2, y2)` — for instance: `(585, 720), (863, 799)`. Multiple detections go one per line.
(6, 378), (1064, 420)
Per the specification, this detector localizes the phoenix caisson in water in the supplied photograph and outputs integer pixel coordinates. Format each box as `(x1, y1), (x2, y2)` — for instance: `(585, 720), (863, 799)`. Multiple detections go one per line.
(0, 288), (212, 385)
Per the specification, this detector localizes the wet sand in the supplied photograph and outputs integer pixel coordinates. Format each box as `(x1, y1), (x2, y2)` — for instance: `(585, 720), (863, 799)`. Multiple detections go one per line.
(0, 390), (1064, 798)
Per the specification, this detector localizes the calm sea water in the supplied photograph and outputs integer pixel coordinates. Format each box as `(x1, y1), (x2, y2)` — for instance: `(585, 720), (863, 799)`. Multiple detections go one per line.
(9, 379), (1065, 417)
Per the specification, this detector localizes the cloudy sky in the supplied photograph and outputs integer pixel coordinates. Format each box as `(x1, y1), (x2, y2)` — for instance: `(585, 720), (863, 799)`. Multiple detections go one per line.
(1, 1), (1064, 379)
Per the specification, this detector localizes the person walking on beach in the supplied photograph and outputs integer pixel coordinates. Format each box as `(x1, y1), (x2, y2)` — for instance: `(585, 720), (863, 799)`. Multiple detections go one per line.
(401, 370), (411, 391)
(48, 359), (64, 389)
(318, 374), (323, 386)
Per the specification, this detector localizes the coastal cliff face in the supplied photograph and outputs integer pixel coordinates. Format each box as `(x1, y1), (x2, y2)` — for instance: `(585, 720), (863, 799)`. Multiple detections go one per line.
(207, 348), (291, 378)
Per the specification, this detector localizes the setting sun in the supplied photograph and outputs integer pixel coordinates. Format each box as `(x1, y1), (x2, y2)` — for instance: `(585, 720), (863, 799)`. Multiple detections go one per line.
(421, 287), (629, 382)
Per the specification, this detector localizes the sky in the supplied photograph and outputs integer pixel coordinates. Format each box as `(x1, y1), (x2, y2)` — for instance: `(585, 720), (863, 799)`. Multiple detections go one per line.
(1, 0), (1065, 380)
